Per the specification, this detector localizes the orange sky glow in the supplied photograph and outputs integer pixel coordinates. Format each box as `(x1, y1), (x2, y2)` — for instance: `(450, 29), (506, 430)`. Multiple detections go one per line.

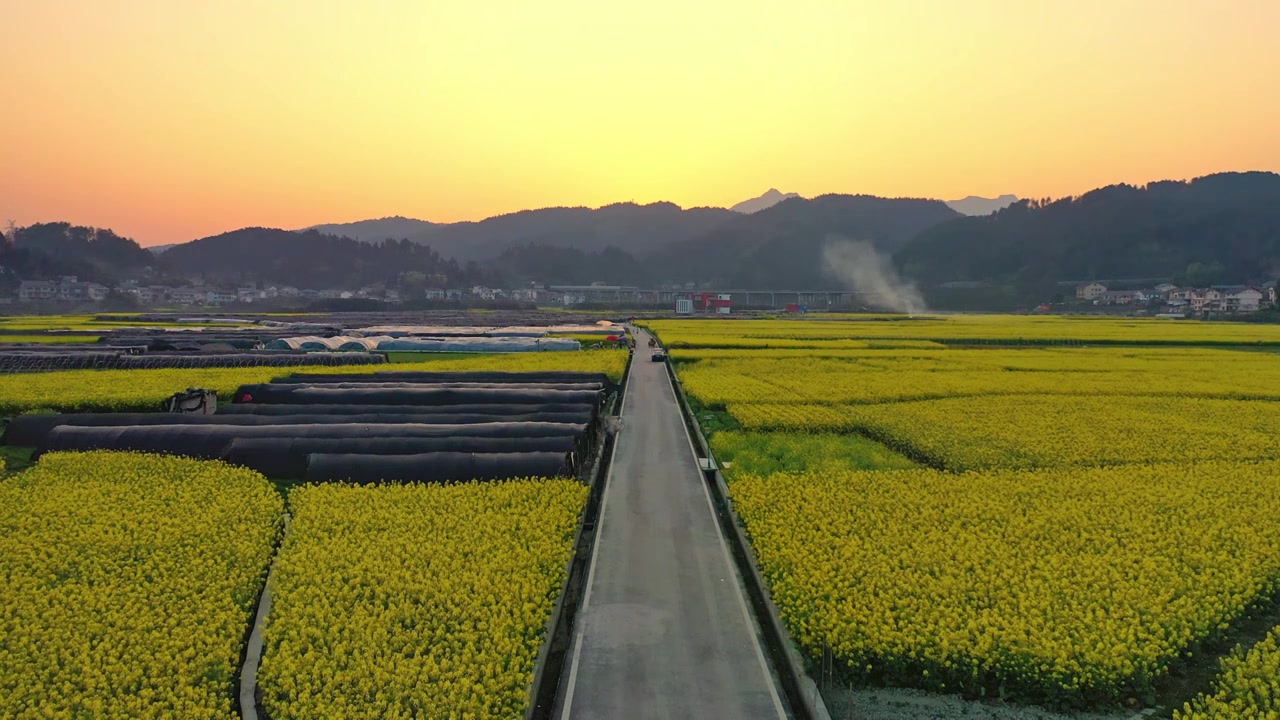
(3, 0), (1279, 246)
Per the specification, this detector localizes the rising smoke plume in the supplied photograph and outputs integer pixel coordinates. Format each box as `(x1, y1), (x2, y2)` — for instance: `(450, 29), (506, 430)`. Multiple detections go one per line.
(821, 236), (927, 315)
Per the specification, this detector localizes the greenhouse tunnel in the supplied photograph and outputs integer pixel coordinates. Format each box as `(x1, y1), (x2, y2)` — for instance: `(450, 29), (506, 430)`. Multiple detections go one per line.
(3, 410), (595, 447)
(303, 451), (575, 483)
(38, 421), (591, 460)
(222, 435), (581, 479)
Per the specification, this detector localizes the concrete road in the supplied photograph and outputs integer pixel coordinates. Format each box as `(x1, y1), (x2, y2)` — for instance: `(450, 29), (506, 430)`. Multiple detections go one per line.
(555, 328), (788, 720)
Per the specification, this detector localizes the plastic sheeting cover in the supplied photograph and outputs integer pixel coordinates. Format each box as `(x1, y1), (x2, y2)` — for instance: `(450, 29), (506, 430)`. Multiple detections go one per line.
(39, 421), (589, 458)
(231, 385), (602, 407)
(223, 435), (579, 478)
(219, 402), (596, 416)
(4, 411), (595, 447)
(375, 337), (580, 352)
(257, 381), (602, 392)
(352, 325), (496, 337)
(336, 336), (396, 351)
(277, 371), (612, 386)
(350, 323), (621, 337)
(264, 335), (580, 352)
(304, 451), (575, 484)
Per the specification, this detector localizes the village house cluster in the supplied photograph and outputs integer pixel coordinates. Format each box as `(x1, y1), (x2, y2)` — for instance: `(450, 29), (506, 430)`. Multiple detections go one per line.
(11, 277), (611, 307)
(13, 276), (111, 303)
(1074, 281), (1278, 315)
(14, 278), (414, 306)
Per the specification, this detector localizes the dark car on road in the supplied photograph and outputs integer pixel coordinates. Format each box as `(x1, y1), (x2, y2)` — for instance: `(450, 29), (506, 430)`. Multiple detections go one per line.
(651, 349), (667, 362)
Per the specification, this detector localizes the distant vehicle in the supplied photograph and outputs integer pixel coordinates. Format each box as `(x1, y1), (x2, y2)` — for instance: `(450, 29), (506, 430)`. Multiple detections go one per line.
(651, 349), (667, 362)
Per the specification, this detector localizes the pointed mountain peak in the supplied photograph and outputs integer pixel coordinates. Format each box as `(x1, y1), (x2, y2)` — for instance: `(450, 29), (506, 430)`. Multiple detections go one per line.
(731, 189), (802, 214)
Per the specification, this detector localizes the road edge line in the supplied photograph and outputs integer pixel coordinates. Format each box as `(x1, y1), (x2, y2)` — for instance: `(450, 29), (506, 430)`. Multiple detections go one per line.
(553, 346), (634, 720)
(663, 351), (830, 720)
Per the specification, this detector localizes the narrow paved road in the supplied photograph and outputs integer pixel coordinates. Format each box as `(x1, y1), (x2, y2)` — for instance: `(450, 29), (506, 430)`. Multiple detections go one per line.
(555, 328), (788, 720)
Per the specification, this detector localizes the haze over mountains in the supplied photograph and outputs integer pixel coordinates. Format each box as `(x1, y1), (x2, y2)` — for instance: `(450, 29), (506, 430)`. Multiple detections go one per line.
(727, 189), (1018, 217)
(301, 189), (1020, 248)
(946, 194), (1020, 216)
(730, 189), (1019, 216)
(730, 189), (801, 214)
(302, 203), (736, 262)
(649, 195), (959, 288)
(5, 172), (1279, 309)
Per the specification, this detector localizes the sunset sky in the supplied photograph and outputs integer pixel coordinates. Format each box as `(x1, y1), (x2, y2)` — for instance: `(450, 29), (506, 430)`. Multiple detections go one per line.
(3, 0), (1279, 246)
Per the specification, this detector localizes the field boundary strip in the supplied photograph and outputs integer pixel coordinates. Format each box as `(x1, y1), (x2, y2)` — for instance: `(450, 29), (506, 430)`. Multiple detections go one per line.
(665, 357), (830, 720)
(241, 514), (290, 720)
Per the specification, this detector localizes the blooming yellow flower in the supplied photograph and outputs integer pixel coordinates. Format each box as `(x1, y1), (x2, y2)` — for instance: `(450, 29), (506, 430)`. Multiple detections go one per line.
(258, 479), (587, 719)
(0, 451), (283, 718)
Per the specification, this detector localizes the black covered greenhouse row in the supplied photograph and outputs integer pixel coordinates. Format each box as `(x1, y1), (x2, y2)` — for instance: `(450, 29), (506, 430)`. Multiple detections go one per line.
(5, 369), (616, 483)
(277, 370), (614, 387)
(217, 401), (594, 416)
(1, 410), (595, 447)
(223, 435), (581, 479)
(304, 451), (575, 484)
(230, 385), (604, 408)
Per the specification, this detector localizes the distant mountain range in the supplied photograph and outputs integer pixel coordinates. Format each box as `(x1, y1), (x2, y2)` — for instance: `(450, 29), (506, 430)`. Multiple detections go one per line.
(295, 190), (1018, 257)
(156, 195), (958, 290)
(7, 173), (1278, 308)
(945, 194), (1019, 216)
(727, 189), (1018, 216)
(650, 194), (959, 288)
(731, 189), (801, 214)
(302, 202), (742, 264)
(299, 203), (737, 263)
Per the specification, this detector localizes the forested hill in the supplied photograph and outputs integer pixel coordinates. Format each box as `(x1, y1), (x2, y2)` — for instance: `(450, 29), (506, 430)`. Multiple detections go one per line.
(303, 216), (438, 244)
(415, 202), (739, 262)
(296, 202), (742, 264)
(479, 195), (963, 288)
(0, 222), (155, 287)
(896, 172), (1280, 297)
(160, 228), (478, 288)
(489, 244), (646, 286)
(650, 194), (962, 288)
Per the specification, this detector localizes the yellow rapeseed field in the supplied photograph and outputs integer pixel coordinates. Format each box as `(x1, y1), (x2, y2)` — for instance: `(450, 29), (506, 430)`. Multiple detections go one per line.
(258, 479), (588, 719)
(726, 395), (1280, 470)
(647, 315), (1280, 345)
(0, 451), (283, 719)
(0, 349), (627, 414)
(1176, 625), (1280, 718)
(673, 348), (1280, 407)
(657, 317), (1280, 710)
(0, 366), (289, 414)
(732, 462), (1280, 706)
(322, 348), (627, 381)
(0, 314), (252, 331)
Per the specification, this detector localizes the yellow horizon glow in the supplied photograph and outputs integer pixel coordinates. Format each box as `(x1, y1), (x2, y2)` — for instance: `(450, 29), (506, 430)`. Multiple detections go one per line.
(3, 0), (1279, 246)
